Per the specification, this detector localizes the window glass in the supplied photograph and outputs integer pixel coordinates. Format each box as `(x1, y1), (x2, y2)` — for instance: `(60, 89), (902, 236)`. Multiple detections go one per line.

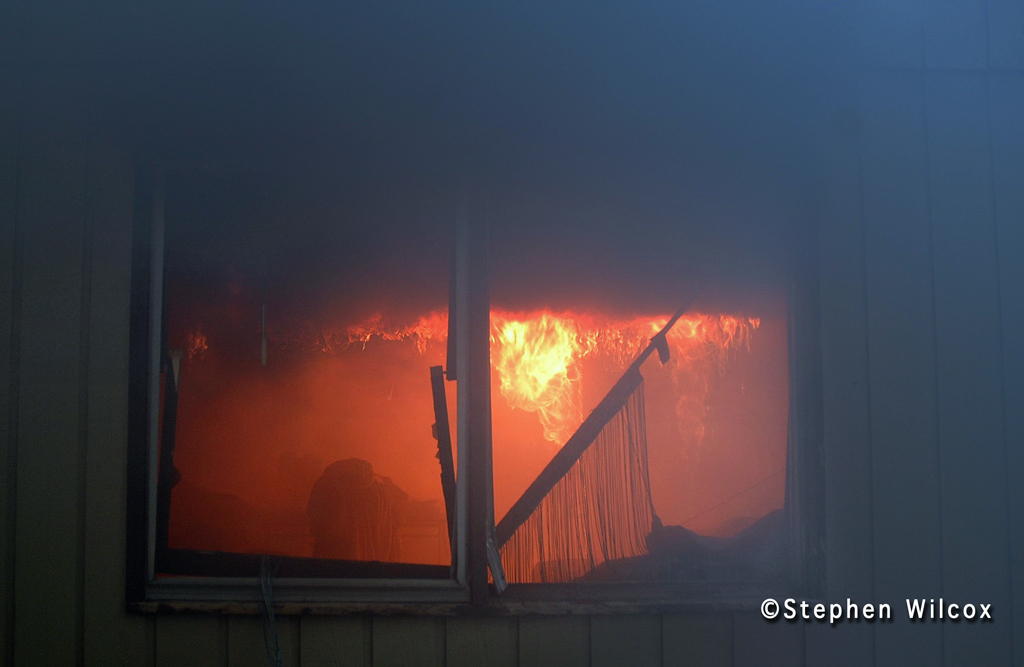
(485, 181), (791, 583)
(162, 170), (455, 567)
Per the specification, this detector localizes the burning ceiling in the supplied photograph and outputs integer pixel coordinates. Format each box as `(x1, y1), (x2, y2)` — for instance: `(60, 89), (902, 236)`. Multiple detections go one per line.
(258, 309), (760, 445)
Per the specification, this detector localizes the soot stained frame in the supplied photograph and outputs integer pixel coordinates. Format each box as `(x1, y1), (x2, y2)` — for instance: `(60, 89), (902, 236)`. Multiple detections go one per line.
(125, 162), (826, 613)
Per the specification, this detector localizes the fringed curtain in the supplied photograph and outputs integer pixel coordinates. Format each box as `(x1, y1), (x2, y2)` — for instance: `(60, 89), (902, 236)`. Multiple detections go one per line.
(499, 379), (654, 583)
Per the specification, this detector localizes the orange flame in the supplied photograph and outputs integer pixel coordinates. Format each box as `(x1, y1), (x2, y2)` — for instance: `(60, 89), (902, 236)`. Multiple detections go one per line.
(205, 309), (760, 446)
(487, 312), (759, 443)
(328, 310), (758, 445)
(187, 329), (209, 361)
(269, 312), (450, 354)
(491, 312), (586, 445)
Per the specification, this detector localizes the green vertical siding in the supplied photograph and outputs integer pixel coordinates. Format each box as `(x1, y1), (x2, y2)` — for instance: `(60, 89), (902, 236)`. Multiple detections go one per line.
(0, 63), (22, 667)
(300, 617), (372, 667)
(13, 67), (89, 667)
(663, 614), (732, 666)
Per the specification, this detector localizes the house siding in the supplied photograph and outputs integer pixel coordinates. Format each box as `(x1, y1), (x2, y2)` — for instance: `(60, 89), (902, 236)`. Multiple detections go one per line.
(2, 7), (1023, 665)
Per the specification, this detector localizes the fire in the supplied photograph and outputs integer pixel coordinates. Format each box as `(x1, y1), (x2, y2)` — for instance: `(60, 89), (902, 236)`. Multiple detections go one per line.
(187, 329), (209, 361)
(264, 312), (449, 354)
(345, 312), (448, 354)
(488, 311), (759, 443)
(195, 309), (760, 446)
(491, 312), (586, 445)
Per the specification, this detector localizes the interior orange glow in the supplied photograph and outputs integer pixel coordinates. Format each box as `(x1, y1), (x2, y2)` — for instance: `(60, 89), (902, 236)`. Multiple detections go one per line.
(187, 329), (209, 361)
(280, 309), (761, 446)
(167, 301), (784, 563)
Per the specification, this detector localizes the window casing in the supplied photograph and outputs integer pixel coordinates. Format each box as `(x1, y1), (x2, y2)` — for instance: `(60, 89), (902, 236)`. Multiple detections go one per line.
(125, 164), (824, 612)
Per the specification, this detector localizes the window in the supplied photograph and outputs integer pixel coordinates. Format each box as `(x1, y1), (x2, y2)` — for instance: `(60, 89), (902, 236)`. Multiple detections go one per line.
(127, 165), (469, 608)
(126, 164), (823, 610)
(483, 183), (824, 603)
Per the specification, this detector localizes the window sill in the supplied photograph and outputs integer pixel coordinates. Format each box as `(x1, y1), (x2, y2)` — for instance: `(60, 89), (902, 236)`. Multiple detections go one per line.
(128, 579), (796, 616)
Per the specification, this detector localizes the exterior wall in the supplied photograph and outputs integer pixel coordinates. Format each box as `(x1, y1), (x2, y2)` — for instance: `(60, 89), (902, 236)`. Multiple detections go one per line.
(2, 3), (1023, 665)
